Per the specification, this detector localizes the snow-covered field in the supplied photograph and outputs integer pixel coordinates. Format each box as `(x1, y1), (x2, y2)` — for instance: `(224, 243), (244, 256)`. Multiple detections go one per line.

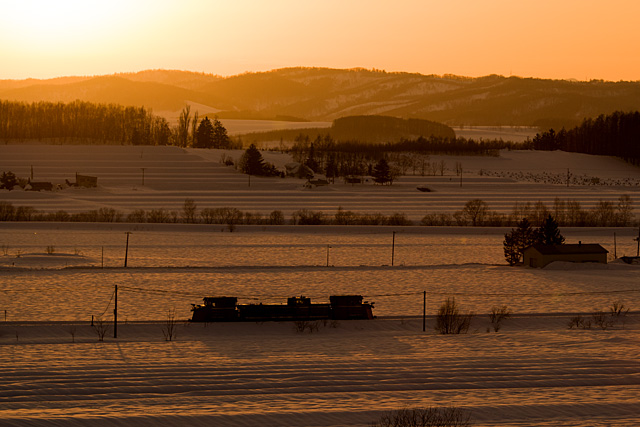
(1, 144), (640, 426)
(2, 315), (639, 426)
(1, 144), (639, 220)
(1, 225), (639, 426)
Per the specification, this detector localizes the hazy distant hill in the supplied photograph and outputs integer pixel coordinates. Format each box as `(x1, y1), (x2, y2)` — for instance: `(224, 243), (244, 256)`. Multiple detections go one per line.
(2, 68), (640, 126)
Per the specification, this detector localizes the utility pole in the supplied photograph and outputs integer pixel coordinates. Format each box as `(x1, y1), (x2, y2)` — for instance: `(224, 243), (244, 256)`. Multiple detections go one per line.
(567, 168), (570, 187)
(124, 232), (131, 267)
(326, 245), (331, 267)
(423, 290), (426, 332)
(614, 233), (617, 259)
(141, 168), (145, 186)
(391, 231), (396, 266)
(113, 285), (118, 338)
(635, 227), (640, 257)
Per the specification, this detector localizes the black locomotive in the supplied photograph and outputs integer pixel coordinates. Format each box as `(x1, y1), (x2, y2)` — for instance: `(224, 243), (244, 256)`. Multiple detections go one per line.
(191, 295), (374, 322)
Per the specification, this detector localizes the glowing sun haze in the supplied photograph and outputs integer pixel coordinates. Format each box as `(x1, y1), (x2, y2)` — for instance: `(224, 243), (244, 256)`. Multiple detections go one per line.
(1, 0), (639, 81)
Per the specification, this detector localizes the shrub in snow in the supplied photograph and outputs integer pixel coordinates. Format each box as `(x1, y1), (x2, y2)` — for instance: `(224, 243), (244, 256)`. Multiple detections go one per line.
(435, 298), (473, 335)
(489, 305), (511, 332)
(162, 308), (178, 341)
(372, 406), (472, 427)
(567, 315), (591, 330)
(92, 317), (111, 341)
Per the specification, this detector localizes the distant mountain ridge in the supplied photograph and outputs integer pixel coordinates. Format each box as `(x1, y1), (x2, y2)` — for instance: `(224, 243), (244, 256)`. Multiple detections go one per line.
(2, 68), (639, 126)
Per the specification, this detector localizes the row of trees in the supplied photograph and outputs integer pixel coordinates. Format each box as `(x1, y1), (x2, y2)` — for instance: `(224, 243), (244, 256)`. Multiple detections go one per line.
(1, 196), (634, 227)
(176, 105), (237, 149)
(0, 201), (410, 228)
(532, 110), (640, 165)
(420, 196), (636, 228)
(285, 133), (513, 182)
(0, 100), (172, 145)
(0, 100), (237, 149)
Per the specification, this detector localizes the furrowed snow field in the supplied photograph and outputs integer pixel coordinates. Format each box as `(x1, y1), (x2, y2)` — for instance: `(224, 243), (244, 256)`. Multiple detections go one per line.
(1, 144), (640, 426)
(1, 226), (639, 427)
(1, 317), (639, 426)
(1, 144), (639, 219)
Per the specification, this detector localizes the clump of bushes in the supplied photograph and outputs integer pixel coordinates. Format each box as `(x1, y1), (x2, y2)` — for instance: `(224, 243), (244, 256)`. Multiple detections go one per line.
(568, 301), (631, 330)
(372, 406), (472, 427)
(488, 305), (511, 332)
(435, 298), (473, 335)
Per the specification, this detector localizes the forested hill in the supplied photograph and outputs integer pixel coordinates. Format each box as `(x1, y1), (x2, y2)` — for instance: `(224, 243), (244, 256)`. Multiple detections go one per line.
(2, 68), (640, 126)
(236, 115), (455, 144)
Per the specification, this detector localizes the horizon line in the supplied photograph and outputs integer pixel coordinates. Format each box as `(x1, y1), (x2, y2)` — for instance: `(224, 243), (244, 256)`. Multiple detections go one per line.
(2, 66), (638, 84)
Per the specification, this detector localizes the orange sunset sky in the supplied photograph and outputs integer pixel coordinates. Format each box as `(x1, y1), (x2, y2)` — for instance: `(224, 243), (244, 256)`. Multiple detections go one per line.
(1, 0), (638, 81)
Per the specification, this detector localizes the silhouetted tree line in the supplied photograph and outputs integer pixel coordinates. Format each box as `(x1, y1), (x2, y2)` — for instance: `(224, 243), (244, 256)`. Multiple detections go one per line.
(420, 195), (636, 228)
(0, 100), (237, 149)
(2, 195), (634, 228)
(0, 200), (410, 227)
(0, 100), (172, 145)
(288, 133), (515, 180)
(532, 111), (640, 165)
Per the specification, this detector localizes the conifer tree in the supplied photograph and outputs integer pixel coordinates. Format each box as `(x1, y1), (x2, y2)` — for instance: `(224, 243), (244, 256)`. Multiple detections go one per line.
(372, 158), (392, 185)
(195, 117), (214, 148)
(503, 218), (537, 265)
(212, 117), (231, 148)
(536, 215), (565, 245)
(239, 144), (265, 175)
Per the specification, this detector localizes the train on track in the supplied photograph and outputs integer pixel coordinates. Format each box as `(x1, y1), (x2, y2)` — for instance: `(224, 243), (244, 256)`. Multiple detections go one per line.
(191, 295), (375, 322)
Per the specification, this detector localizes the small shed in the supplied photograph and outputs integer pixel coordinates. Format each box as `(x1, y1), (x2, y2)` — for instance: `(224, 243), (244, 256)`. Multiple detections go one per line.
(76, 174), (98, 188)
(523, 243), (608, 268)
(26, 181), (53, 191)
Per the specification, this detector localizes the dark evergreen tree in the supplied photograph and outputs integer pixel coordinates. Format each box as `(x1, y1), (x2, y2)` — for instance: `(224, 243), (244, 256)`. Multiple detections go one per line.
(372, 158), (391, 185)
(503, 218), (537, 265)
(239, 144), (265, 175)
(195, 117), (214, 148)
(212, 117), (230, 149)
(0, 171), (18, 190)
(536, 214), (565, 245)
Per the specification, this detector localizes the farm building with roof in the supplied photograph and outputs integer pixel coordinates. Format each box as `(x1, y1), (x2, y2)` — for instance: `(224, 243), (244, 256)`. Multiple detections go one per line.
(523, 243), (608, 268)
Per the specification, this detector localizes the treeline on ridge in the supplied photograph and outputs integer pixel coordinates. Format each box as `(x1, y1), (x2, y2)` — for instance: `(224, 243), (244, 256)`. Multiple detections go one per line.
(238, 115), (457, 144)
(283, 134), (515, 181)
(0, 100), (172, 145)
(532, 110), (640, 164)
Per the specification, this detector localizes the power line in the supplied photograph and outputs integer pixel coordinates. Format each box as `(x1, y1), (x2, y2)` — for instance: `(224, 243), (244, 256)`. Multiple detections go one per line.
(97, 289), (115, 318)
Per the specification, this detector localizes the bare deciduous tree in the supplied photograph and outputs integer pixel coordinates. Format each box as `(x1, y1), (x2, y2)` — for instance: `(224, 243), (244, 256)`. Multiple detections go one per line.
(93, 317), (111, 342)
(182, 199), (197, 223)
(162, 309), (178, 341)
(462, 199), (488, 226)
